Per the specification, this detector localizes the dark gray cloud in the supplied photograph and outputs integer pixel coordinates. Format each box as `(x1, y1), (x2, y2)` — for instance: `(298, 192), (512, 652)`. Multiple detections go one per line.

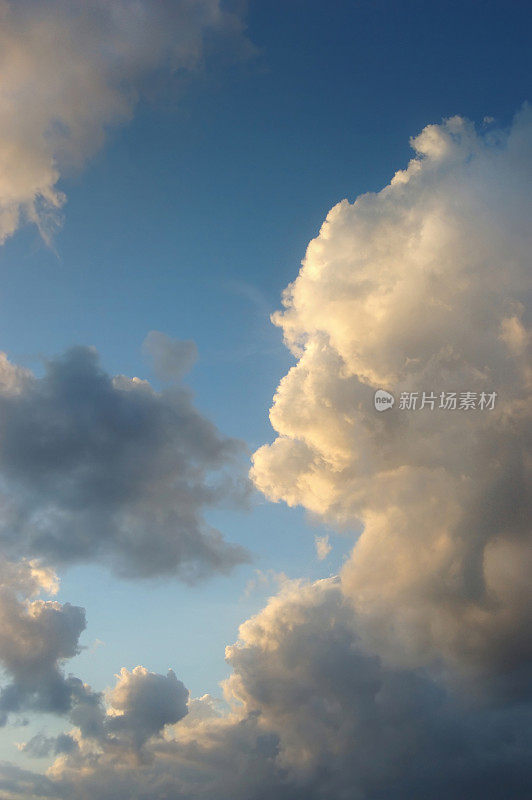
(19, 732), (78, 759)
(0, 345), (249, 579)
(18, 667), (188, 758)
(0, 558), (95, 727)
(0, 761), (59, 799)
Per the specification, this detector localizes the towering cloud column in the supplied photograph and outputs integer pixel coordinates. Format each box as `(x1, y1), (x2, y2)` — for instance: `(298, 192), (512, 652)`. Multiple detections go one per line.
(252, 109), (532, 688)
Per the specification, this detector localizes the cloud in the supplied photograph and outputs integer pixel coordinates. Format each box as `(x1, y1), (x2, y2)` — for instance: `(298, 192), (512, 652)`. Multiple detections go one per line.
(222, 580), (532, 798)
(0, 761), (59, 799)
(242, 569), (288, 599)
(18, 732), (78, 759)
(142, 331), (198, 383)
(251, 108), (532, 690)
(0, 562), (188, 760)
(0, 343), (249, 579)
(314, 534), (331, 560)
(4, 579), (531, 799)
(0, 557), (91, 726)
(0, 0), (249, 244)
(105, 666), (188, 749)
(19, 663), (189, 756)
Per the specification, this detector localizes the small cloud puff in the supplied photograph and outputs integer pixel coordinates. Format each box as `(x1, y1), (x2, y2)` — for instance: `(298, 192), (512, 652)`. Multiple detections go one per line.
(314, 534), (331, 560)
(142, 331), (198, 383)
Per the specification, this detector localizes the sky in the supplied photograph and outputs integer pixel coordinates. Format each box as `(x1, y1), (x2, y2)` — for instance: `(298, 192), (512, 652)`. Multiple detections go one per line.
(0, 1), (530, 798)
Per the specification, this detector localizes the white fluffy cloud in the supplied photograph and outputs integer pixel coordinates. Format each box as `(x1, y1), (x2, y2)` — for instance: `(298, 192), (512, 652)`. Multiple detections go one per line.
(0, 0), (247, 243)
(252, 108), (532, 687)
(0, 341), (249, 579)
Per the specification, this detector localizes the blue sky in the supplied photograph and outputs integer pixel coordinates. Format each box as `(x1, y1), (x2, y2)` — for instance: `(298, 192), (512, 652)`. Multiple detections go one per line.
(0, 0), (530, 793)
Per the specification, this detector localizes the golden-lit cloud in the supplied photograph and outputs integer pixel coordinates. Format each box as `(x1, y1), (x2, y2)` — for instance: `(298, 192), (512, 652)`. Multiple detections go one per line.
(0, 0), (247, 243)
(252, 109), (532, 685)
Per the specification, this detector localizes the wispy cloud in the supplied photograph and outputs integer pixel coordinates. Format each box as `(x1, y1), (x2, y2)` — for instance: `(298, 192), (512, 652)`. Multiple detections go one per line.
(314, 534), (331, 560)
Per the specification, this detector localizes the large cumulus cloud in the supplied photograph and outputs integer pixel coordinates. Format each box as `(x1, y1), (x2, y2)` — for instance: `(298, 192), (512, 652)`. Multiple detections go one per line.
(3, 579), (530, 799)
(251, 109), (532, 689)
(0, 341), (249, 579)
(0, 0), (248, 243)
